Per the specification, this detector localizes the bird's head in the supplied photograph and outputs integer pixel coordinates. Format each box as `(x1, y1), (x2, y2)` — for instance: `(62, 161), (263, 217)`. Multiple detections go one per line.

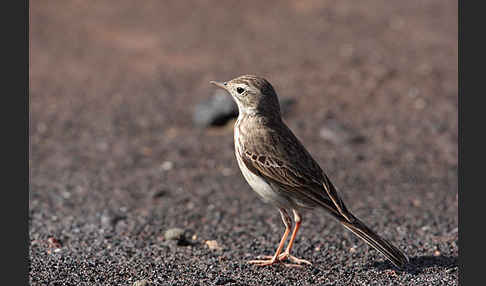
(210, 74), (281, 117)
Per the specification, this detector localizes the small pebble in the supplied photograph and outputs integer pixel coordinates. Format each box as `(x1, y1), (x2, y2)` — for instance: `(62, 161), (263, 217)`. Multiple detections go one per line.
(152, 190), (167, 199)
(140, 147), (152, 156)
(319, 119), (364, 145)
(161, 161), (173, 171)
(205, 240), (222, 251)
(164, 228), (185, 241)
(47, 237), (62, 249)
(414, 98), (426, 110)
(132, 279), (150, 286)
(319, 127), (341, 144)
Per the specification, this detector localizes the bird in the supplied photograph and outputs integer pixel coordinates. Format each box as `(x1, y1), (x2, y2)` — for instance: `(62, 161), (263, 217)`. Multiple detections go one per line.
(210, 74), (409, 269)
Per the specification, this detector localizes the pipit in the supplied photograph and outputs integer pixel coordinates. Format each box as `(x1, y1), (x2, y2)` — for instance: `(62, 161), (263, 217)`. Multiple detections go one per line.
(210, 75), (409, 269)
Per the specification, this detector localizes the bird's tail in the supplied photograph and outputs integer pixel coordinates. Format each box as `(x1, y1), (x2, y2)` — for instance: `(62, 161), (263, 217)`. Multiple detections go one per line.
(338, 214), (409, 269)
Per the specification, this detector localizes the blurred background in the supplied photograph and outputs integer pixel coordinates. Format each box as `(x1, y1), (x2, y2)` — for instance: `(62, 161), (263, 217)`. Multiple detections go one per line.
(30, 1), (457, 284)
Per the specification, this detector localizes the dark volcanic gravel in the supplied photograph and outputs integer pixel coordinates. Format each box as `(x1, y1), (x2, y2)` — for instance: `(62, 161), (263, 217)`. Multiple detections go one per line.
(30, 1), (458, 285)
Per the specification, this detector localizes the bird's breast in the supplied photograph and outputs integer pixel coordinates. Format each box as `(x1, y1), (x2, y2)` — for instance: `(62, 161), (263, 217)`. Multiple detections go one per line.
(233, 119), (292, 208)
(234, 148), (281, 205)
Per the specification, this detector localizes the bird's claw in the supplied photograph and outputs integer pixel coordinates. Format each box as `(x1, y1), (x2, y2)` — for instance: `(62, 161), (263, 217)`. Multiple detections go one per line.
(248, 253), (312, 267)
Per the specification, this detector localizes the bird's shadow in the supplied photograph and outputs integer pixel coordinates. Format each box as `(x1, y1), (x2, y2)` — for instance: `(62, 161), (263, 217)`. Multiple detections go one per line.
(366, 255), (458, 275)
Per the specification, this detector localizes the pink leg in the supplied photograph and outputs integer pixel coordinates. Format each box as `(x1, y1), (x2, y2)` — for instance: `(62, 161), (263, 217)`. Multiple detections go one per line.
(277, 210), (312, 266)
(248, 208), (292, 266)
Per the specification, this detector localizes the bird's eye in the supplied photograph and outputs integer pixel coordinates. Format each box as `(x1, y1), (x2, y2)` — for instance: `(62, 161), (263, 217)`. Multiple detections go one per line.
(236, 87), (244, 94)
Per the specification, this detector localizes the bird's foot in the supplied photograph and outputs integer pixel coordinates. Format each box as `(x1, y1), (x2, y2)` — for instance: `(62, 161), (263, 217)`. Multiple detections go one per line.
(249, 253), (312, 267)
(277, 252), (312, 266)
(247, 256), (280, 266)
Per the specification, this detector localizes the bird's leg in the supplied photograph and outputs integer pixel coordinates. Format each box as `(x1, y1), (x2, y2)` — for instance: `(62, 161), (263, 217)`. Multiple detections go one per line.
(248, 208), (291, 266)
(277, 209), (312, 265)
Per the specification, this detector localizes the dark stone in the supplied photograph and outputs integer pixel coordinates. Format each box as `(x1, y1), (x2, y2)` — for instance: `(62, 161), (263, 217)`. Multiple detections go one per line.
(193, 89), (296, 128)
(193, 90), (238, 127)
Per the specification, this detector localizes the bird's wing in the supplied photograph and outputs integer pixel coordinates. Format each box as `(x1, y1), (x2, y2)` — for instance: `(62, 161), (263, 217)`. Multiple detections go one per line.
(240, 125), (353, 222)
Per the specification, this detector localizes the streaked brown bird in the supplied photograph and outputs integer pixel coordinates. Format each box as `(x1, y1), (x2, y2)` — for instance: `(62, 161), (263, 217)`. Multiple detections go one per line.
(210, 75), (409, 269)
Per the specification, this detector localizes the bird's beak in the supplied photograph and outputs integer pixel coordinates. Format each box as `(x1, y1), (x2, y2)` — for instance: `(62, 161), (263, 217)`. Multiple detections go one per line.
(210, 81), (227, 90)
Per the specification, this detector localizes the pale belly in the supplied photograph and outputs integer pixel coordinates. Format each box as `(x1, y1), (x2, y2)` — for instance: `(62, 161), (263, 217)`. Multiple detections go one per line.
(234, 127), (292, 208)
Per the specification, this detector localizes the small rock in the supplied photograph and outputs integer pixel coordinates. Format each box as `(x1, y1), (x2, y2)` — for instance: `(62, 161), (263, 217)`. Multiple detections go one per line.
(412, 199), (422, 207)
(414, 98), (426, 110)
(100, 214), (112, 227)
(446, 267), (457, 273)
(101, 212), (126, 229)
(320, 119), (366, 145)
(319, 127), (341, 144)
(160, 161), (174, 171)
(356, 154), (365, 161)
(164, 228), (185, 241)
(349, 134), (366, 144)
(221, 167), (232, 176)
(132, 279), (150, 286)
(47, 237), (62, 249)
(205, 240), (222, 251)
(163, 228), (191, 246)
(193, 90), (238, 127)
(193, 89), (296, 127)
(37, 122), (47, 134)
(152, 190), (167, 199)
(46, 237), (63, 254)
(140, 146), (152, 156)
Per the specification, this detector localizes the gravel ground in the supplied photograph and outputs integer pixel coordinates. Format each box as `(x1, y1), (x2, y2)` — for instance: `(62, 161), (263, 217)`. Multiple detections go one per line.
(29, 1), (458, 285)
